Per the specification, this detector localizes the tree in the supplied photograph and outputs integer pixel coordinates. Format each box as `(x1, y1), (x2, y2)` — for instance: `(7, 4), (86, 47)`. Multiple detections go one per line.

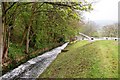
(79, 21), (99, 37)
(1, 2), (17, 62)
(0, 4), (2, 64)
(1, 1), (93, 63)
(0, 17), (2, 64)
(102, 23), (118, 37)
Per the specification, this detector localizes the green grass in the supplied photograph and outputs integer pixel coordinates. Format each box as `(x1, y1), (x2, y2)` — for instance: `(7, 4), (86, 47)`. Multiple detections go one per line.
(39, 40), (118, 78)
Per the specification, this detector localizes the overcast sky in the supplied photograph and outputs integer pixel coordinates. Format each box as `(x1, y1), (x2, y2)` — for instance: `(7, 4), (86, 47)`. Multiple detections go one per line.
(84, 0), (120, 26)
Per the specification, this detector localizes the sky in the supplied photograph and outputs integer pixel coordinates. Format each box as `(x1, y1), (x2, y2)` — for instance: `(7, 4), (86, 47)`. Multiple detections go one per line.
(84, 0), (120, 26)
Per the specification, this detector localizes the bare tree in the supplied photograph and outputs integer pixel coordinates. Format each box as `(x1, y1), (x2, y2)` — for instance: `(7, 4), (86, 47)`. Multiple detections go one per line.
(102, 23), (118, 37)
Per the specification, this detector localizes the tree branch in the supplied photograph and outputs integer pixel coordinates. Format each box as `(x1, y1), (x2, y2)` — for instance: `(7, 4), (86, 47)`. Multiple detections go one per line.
(5, 2), (16, 14)
(44, 2), (73, 8)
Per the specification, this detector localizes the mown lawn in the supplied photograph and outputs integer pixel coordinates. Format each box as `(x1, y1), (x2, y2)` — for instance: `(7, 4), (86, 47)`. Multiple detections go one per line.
(39, 40), (118, 78)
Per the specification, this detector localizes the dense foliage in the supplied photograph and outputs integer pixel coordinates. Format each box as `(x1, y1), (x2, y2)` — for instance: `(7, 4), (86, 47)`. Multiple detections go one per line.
(1, 1), (92, 73)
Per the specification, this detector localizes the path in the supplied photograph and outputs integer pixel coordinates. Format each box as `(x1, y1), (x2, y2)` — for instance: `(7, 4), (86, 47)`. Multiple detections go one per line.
(79, 32), (91, 40)
(78, 32), (119, 41)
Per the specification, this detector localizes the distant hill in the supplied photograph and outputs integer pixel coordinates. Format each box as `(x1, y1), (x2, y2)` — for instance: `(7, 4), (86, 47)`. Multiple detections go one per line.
(94, 20), (117, 27)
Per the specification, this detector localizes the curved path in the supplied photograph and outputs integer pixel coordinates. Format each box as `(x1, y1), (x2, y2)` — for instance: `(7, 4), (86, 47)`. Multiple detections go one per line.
(79, 32), (91, 40)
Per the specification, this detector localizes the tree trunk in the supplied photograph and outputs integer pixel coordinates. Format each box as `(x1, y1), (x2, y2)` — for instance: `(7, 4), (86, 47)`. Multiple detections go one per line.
(2, 2), (18, 63)
(2, 21), (8, 62)
(2, 2), (12, 63)
(0, 17), (3, 64)
(26, 25), (31, 54)
(25, 3), (36, 54)
(2, 2), (8, 63)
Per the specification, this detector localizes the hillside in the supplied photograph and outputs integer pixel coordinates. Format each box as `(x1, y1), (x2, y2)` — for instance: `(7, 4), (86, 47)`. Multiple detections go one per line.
(39, 40), (118, 78)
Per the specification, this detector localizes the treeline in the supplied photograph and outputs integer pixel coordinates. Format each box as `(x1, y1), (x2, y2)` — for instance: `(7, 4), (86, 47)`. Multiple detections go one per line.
(79, 21), (99, 37)
(0, 2), (92, 73)
(101, 23), (118, 37)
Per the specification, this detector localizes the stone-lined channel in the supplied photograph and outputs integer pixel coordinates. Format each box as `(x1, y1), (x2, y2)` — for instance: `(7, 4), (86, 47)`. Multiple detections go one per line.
(1, 42), (69, 80)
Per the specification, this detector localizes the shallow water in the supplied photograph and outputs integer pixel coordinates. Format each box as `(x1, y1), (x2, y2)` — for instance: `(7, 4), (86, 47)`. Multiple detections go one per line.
(1, 42), (69, 80)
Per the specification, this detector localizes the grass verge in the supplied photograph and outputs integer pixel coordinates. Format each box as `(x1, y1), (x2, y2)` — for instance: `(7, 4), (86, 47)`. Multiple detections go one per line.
(39, 40), (118, 78)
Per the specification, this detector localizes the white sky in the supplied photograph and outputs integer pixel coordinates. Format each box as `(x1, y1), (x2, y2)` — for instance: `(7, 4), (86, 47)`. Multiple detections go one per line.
(84, 0), (120, 26)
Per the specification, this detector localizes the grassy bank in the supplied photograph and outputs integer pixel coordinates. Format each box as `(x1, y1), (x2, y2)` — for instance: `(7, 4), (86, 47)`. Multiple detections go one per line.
(39, 40), (118, 78)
